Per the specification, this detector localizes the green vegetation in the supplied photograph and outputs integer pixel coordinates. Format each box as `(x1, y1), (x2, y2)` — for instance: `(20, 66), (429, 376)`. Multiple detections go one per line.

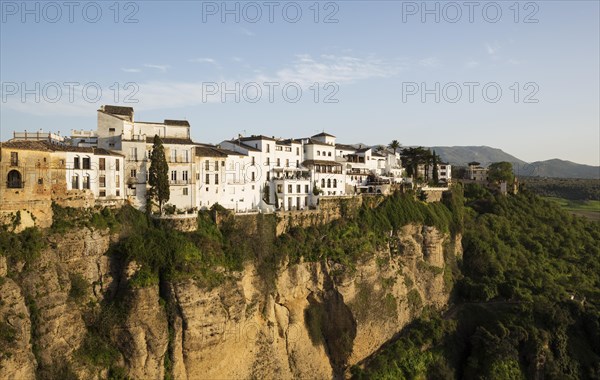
(543, 197), (600, 222)
(278, 189), (463, 268)
(353, 187), (600, 379)
(522, 177), (600, 201)
(68, 273), (89, 302)
(148, 134), (170, 214)
(51, 203), (120, 233)
(0, 226), (45, 268)
(488, 161), (515, 184)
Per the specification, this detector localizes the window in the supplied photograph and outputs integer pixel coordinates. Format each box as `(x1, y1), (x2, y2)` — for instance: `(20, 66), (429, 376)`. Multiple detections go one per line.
(182, 171), (188, 182)
(205, 160), (210, 170)
(38, 178), (43, 185)
(183, 188), (188, 196)
(327, 179), (331, 188)
(221, 161), (225, 167)
(214, 160), (218, 170)
(83, 157), (91, 169)
(328, 152), (332, 157)
(116, 189), (120, 197)
(171, 171), (177, 181)
(72, 175), (79, 189)
(266, 157), (270, 165)
(130, 169), (136, 178)
(305, 185), (309, 193)
(115, 159), (120, 171)
(184, 150), (189, 163)
(317, 151), (320, 156)
(10, 152), (18, 166)
(333, 179), (337, 188)
(205, 174), (210, 184)
(171, 149), (177, 162)
(252, 157), (256, 166)
(296, 160), (299, 168)
(7, 170), (22, 188)
(296, 147), (300, 155)
(297, 185), (301, 193)
(251, 172), (255, 181)
(99, 175), (106, 188)
(83, 175), (91, 189)
(99, 190), (106, 197)
(277, 158), (281, 167)
(99, 158), (106, 170)
(74, 156), (80, 169)
(109, 128), (115, 133)
(286, 159), (289, 167)
(215, 174), (219, 185)
(130, 147), (138, 161)
(288, 184), (293, 193)
(321, 179), (325, 188)
(277, 184), (282, 193)
(116, 175), (120, 187)
(266, 144), (270, 153)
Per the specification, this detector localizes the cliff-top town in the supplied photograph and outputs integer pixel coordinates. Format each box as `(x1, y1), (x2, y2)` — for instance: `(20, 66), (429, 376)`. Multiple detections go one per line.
(0, 105), (460, 222)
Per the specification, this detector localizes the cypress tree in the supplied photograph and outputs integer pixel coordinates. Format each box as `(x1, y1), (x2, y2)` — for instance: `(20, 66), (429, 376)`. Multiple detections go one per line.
(148, 135), (170, 215)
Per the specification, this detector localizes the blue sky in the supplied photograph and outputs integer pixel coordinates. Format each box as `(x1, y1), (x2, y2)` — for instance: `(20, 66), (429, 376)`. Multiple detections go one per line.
(1, 0), (599, 165)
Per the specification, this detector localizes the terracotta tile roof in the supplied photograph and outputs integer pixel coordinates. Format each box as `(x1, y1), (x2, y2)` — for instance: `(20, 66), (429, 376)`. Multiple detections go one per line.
(302, 159), (342, 167)
(224, 139), (261, 152)
(1, 140), (93, 153)
(145, 137), (195, 145)
(101, 105), (134, 116)
(214, 148), (247, 156)
(238, 135), (277, 142)
(335, 143), (356, 151)
(303, 138), (330, 147)
(164, 120), (190, 127)
(312, 132), (336, 138)
(195, 146), (227, 157)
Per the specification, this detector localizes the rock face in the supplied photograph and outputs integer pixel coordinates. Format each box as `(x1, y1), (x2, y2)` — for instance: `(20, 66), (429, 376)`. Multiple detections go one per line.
(0, 224), (459, 379)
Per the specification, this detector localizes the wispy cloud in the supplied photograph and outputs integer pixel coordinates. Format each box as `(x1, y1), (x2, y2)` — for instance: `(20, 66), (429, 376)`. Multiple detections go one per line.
(2, 54), (404, 114)
(232, 57), (243, 63)
(189, 57), (217, 64)
(485, 42), (502, 61)
(419, 57), (441, 68)
(240, 27), (255, 37)
(465, 60), (479, 69)
(144, 64), (171, 72)
(121, 68), (141, 73)
(265, 54), (405, 87)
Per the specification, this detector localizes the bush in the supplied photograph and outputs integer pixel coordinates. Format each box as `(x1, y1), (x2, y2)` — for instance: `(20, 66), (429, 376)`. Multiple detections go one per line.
(68, 273), (89, 302)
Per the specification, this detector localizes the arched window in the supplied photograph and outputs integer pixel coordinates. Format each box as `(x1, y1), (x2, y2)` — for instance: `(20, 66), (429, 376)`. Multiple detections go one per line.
(321, 179), (325, 188)
(327, 179), (331, 188)
(333, 179), (337, 188)
(317, 151), (320, 156)
(7, 170), (22, 188)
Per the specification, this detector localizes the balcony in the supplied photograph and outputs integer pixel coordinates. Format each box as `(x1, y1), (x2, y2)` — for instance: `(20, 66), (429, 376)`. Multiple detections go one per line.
(169, 179), (190, 185)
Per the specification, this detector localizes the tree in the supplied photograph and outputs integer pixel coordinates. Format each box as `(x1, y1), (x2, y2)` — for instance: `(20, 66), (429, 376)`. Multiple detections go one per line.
(488, 162), (514, 184)
(388, 140), (401, 155)
(148, 135), (170, 215)
(400, 147), (433, 182)
(432, 151), (439, 185)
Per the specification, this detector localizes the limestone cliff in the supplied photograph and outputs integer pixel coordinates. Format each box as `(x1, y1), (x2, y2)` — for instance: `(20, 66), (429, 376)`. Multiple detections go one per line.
(0, 224), (460, 379)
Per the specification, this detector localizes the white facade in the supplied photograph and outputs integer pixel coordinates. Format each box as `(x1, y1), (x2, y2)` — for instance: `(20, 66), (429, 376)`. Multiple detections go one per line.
(64, 150), (125, 202)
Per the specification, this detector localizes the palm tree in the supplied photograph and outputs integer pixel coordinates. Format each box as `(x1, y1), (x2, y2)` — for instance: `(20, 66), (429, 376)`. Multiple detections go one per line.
(388, 140), (401, 155)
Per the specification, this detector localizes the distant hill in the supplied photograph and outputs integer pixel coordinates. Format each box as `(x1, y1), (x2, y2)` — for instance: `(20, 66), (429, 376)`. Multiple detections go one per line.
(429, 146), (526, 167)
(427, 146), (599, 179)
(519, 159), (600, 179)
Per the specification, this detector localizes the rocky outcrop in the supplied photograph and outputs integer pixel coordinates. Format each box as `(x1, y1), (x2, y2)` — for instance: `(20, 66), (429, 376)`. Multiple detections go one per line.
(0, 223), (458, 379)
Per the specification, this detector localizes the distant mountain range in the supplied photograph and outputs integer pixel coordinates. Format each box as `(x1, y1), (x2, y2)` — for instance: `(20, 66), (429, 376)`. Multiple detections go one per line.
(428, 146), (599, 179)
